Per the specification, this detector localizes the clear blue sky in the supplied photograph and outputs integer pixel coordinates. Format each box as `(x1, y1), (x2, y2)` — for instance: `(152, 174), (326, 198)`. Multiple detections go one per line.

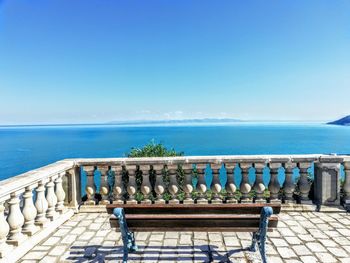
(0, 0), (349, 125)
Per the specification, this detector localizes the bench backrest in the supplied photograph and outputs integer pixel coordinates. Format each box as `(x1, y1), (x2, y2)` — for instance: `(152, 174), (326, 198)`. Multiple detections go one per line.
(107, 203), (281, 232)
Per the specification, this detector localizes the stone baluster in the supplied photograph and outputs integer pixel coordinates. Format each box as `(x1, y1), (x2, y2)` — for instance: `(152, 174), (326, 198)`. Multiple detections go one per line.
(268, 163), (282, 203)
(253, 163), (266, 203)
(283, 162), (297, 203)
(140, 165), (152, 204)
(7, 192), (25, 245)
(55, 172), (66, 213)
(343, 161), (350, 204)
(99, 166), (110, 205)
(35, 180), (48, 227)
(112, 165), (124, 204)
(183, 164), (194, 204)
(240, 163), (252, 203)
(0, 201), (10, 257)
(298, 162), (312, 204)
(168, 164), (179, 204)
(126, 165), (138, 204)
(153, 164), (165, 204)
(22, 185), (38, 236)
(211, 163), (222, 203)
(196, 164), (208, 204)
(46, 176), (58, 220)
(84, 166), (96, 205)
(225, 163), (237, 203)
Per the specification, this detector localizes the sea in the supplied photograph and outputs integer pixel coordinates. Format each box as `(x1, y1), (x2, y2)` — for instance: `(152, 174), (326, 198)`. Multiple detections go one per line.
(0, 123), (350, 183)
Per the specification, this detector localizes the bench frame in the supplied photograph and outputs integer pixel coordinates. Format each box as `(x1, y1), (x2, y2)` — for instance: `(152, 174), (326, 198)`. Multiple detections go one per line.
(113, 206), (274, 263)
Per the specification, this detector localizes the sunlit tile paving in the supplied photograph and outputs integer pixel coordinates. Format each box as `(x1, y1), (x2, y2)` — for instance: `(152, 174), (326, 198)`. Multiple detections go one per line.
(19, 210), (350, 263)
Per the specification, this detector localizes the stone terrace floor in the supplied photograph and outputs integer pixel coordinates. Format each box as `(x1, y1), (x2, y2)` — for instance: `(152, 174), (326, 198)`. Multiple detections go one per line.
(20, 210), (350, 263)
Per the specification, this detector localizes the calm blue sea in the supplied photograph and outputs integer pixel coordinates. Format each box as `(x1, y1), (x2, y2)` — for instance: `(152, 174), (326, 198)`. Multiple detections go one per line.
(0, 123), (350, 181)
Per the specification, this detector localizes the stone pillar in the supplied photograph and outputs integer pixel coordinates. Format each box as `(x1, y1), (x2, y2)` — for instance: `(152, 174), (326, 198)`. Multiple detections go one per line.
(66, 166), (81, 212)
(269, 163), (281, 203)
(168, 164), (179, 204)
(196, 164), (208, 204)
(112, 165), (124, 204)
(283, 162), (297, 203)
(314, 161), (341, 206)
(253, 163), (266, 203)
(183, 164), (194, 204)
(298, 162), (312, 204)
(35, 180), (49, 227)
(210, 164), (222, 204)
(225, 163), (237, 203)
(99, 166), (110, 205)
(84, 166), (96, 205)
(0, 200), (10, 257)
(240, 163), (252, 203)
(140, 165), (152, 204)
(126, 165), (138, 204)
(46, 176), (58, 220)
(343, 161), (350, 204)
(153, 164), (165, 204)
(7, 192), (25, 245)
(22, 185), (38, 236)
(55, 172), (66, 213)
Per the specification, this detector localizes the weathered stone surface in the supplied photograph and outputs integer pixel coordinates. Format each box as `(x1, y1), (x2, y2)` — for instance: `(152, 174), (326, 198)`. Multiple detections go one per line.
(18, 211), (350, 263)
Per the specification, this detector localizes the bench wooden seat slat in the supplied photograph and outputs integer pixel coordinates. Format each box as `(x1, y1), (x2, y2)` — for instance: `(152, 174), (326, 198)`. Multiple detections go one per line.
(111, 214), (279, 219)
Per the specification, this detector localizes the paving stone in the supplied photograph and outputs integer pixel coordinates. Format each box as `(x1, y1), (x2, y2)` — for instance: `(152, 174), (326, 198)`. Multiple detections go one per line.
(165, 231), (179, 239)
(305, 242), (327, 252)
(22, 251), (47, 260)
(276, 247), (297, 259)
(79, 231), (95, 240)
(149, 234), (164, 242)
(292, 245), (312, 256)
(270, 238), (289, 247)
(328, 247), (348, 257)
(299, 255), (318, 263)
(39, 256), (58, 263)
(179, 234), (192, 245)
(316, 252), (338, 263)
(285, 236), (302, 245)
(48, 245), (67, 256)
(42, 236), (60, 246)
(208, 233), (222, 242)
(223, 236), (240, 246)
(61, 234), (78, 245)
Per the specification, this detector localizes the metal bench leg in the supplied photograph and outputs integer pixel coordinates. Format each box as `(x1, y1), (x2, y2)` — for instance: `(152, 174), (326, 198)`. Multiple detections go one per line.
(113, 208), (138, 263)
(249, 206), (273, 263)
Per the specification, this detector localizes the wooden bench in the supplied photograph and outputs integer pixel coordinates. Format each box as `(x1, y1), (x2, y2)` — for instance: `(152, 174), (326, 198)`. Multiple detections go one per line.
(106, 203), (281, 263)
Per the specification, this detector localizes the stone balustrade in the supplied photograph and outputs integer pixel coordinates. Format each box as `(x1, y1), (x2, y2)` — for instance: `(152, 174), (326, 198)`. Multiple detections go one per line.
(0, 154), (350, 261)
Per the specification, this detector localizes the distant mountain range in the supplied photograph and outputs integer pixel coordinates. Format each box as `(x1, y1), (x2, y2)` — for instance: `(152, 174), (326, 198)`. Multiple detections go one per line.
(327, 115), (350, 126)
(107, 118), (243, 125)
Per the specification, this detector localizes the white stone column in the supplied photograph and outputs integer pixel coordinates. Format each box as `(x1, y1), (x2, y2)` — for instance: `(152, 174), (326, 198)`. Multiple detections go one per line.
(344, 161), (350, 204)
(7, 192), (25, 245)
(168, 164), (179, 204)
(240, 163), (252, 203)
(66, 166), (81, 211)
(225, 163), (237, 203)
(46, 176), (58, 220)
(126, 165), (138, 204)
(183, 164), (194, 204)
(196, 164), (208, 204)
(55, 172), (66, 213)
(22, 185), (38, 236)
(112, 165), (124, 204)
(253, 163), (266, 203)
(269, 163), (282, 203)
(140, 165), (152, 204)
(210, 163), (222, 204)
(84, 166), (96, 205)
(154, 164), (165, 204)
(0, 200), (10, 257)
(283, 162), (297, 203)
(35, 181), (48, 227)
(298, 162), (312, 204)
(99, 166), (110, 205)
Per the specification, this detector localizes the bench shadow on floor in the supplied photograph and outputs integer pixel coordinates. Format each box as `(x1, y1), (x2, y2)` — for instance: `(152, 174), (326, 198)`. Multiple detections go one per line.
(66, 245), (250, 262)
